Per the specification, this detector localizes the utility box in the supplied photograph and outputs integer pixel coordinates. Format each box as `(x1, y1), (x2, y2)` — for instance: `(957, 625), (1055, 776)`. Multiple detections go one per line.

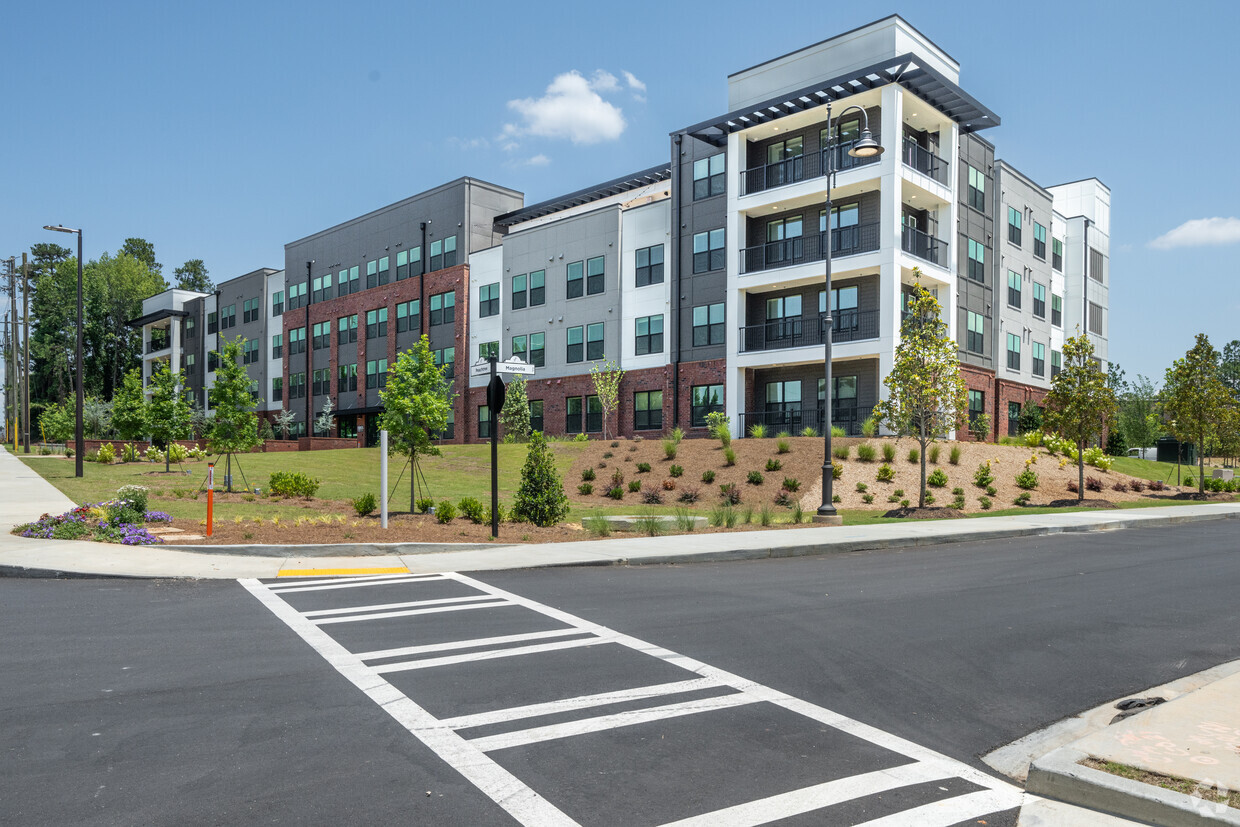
(1155, 437), (1195, 464)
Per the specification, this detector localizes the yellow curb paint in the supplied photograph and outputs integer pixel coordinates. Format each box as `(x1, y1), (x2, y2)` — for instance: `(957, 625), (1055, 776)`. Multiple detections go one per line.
(277, 567), (410, 577)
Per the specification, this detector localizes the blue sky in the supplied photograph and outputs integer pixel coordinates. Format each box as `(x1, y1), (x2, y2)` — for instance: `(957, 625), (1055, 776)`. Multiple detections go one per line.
(3, 0), (1237, 381)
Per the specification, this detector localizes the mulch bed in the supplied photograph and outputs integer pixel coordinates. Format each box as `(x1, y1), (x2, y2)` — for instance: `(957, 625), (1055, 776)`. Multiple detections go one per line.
(881, 507), (967, 520)
(1045, 498), (1117, 509)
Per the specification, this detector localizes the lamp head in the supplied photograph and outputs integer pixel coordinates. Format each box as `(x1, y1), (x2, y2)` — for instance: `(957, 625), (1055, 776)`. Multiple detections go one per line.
(848, 129), (883, 158)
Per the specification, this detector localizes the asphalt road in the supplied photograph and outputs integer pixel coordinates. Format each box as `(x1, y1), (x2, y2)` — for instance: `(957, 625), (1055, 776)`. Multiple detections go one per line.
(2, 521), (1238, 825)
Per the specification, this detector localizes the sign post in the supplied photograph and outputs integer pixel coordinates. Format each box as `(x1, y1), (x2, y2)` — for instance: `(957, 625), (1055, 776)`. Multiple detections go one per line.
(472, 355), (534, 539)
(206, 462), (215, 537)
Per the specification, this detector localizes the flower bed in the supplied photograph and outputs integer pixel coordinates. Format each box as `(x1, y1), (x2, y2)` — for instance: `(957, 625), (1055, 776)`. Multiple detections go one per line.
(12, 496), (166, 546)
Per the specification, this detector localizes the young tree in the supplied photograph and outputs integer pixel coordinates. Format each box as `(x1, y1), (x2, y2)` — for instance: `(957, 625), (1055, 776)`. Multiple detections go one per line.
(111, 366), (148, 441)
(379, 335), (453, 510)
(1163, 333), (1235, 495)
(39, 401), (75, 444)
(173, 259), (213, 293)
(513, 431), (570, 527)
(206, 336), (262, 462)
(259, 417), (275, 441)
(1117, 374), (1162, 451)
(1220, 340), (1240, 397)
(147, 361), (191, 472)
(315, 396), (335, 436)
(873, 277), (968, 508)
(82, 396), (114, 439)
(1043, 333), (1117, 502)
(272, 407), (297, 440)
(590, 358), (625, 440)
(499, 374), (532, 441)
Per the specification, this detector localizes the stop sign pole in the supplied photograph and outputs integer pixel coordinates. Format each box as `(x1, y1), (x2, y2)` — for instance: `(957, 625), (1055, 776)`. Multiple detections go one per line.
(486, 356), (506, 538)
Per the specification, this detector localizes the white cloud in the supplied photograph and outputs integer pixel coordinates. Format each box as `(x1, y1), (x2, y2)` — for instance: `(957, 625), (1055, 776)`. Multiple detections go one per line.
(589, 70), (620, 92)
(622, 70), (646, 93)
(504, 71), (626, 145)
(520, 154), (550, 167)
(1149, 217), (1240, 250)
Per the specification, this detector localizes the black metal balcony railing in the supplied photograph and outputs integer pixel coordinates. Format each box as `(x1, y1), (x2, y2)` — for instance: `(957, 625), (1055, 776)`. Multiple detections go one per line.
(901, 138), (950, 185)
(741, 223), (880, 274)
(739, 309), (880, 353)
(740, 139), (882, 196)
(901, 225), (947, 266)
(147, 337), (170, 354)
(738, 404), (874, 437)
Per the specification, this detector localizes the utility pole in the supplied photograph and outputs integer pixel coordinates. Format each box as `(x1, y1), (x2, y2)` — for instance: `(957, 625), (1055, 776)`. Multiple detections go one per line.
(21, 253), (30, 453)
(6, 257), (18, 452)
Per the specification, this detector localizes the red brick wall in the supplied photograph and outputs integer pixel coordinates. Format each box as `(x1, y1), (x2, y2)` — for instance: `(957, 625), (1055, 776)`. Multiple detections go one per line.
(959, 365), (996, 442)
(296, 436), (363, 451)
(676, 358), (726, 433)
(996, 378), (1047, 439)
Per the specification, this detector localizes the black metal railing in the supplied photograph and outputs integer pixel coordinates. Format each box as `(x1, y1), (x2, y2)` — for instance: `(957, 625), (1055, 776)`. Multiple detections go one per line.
(901, 225), (947, 266)
(901, 138), (950, 185)
(738, 404), (874, 436)
(147, 337), (170, 353)
(739, 310), (880, 353)
(740, 139), (882, 196)
(741, 223), (880, 274)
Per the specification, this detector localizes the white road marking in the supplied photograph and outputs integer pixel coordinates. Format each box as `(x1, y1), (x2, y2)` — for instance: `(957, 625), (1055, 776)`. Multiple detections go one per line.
(238, 578), (578, 826)
(268, 572), (428, 589)
(269, 574), (444, 593)
(372, 635), (614, 674)
(656, 761), (956, 827)
(849, 788), (1020, 826)
(303, 594), (504, 618)
(355, 628), (585, 662)
(442, 677), (721, 730)
(312, 598), (510, 625)
(468, 692), (759, 753)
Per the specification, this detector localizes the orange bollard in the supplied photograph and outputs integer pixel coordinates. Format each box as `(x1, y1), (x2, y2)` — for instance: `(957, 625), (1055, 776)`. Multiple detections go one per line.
(206, 462), (214, 537)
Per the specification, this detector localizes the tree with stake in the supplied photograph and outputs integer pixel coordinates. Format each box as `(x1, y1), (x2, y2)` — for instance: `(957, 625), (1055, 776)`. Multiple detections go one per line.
(1043, 332), (1117, 502)
(111, 366), (148, 441)
(272, 407), (296, 440)
(590, 357), (624, 440)
(873, 277), (968, 508)
(1162, 333), (1235, 496)
(207, 337), (262, 483)
(147, 361), (191, 473)
(499, 374), (532, 441)
(379, 335), (452, 511)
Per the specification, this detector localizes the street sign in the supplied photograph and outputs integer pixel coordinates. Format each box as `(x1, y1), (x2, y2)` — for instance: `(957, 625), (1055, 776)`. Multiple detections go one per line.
(498, 357), (535, 376)
(471, 359), (493, 378)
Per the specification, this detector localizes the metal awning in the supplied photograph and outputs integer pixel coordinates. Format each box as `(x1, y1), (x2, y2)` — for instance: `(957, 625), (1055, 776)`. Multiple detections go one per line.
(126, 308), (188, 328)
(679, 53), (999, 146)
(495, 163), (671, 228)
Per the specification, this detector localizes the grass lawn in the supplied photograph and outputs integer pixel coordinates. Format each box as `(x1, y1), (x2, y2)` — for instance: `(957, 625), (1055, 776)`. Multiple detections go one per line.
(1108, 455), (1219, 485)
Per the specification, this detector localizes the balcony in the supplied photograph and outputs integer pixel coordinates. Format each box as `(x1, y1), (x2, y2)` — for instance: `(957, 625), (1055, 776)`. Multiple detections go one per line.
(739, 404), (874, 437)
(146, 337), (171, 354)
(901, 225), (948, 267)
(901, 138), (950, 185)
(739, 310), (880, 354)
(740, 139), (882, 196)
(741, 223), (880, 274)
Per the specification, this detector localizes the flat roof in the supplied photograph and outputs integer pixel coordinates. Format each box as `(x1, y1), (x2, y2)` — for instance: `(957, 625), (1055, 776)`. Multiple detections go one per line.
(494, 164), (671, 228)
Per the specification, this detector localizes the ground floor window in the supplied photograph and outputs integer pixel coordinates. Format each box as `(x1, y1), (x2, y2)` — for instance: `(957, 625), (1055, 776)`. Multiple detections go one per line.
(634, 390), (663, 431)
(478, 406), (492, 439)
(529, 400), (544, 433)
(1008, 401), (1021, 436)
(566, 395), (602, 434)
(691, 384), (724, 427)
(337, 414), (357, 439)
(968, 390), (984, 432)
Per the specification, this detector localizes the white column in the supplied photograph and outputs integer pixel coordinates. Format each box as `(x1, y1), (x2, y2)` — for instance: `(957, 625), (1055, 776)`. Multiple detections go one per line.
(725, 131), (743, 438)
(876, 85), (905, 427)
(169, 318), (182, 374)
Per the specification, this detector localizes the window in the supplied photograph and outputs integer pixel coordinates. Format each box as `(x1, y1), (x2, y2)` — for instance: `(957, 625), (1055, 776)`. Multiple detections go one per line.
(1033, 282), (1046, 318)
(312, 368), (329, 397)
(272, 377), (283, 402)
(366, 359), (388, 389)
(692, 229), (725, 274)
(765, 136), (804, 186)
(207, 311), (218, 334)
(185, 316), (196, 338)
(312, 273), (332, 303)
(1033, 222), (1047, 259)
(478, 341), (499, 360)
(377, 256), (389, 286)
(289, 372), (305, 400)
(433, 347), (455, 379)
(1051, 294), (1063, 327)
(184, 353), (195, 370)
(529, 400), (544, 433)
(691, 384), (724, 427)
(566, 260), (584, 299)
(479, 283), (499, 317)
(967, 165), (986, 212)
(1089, 248), (1105, 283)
(395, 300), (419, 333)
(1052, 238), (1064, 271)
(765, 215), (803, 265)
(635, 314), (663, 355)
(207, 351), (219, 372)
(765, 380), (802, 427)
(366, 308), (388, 339)
(968, 389), (984, 430)
(1088, 301), (1104, 334)
(1051, 349), (1062, 378)
(1032, 342), (1046, 377)
(692, 152), (725, 199)
(566, 395), (602, 434)
(271, 291), (284, 316)
(966, 311), (985, 354)
(1008, 401), (1021, 436)
(586, 322), (605, 360)
(336, 266), (359, 297)
(243, 297), (260, 324)
(337, 415), (357, 439)
(220, 304), (236, 330)
(511, 335), (526, 362)
(1006, 332), (1021, 370)
(566, 325), (583, 363)
(586, 256), (605, 295)
(635, 245), (664, 287)
(289, 327), (306, 354)
(692, 303), (725, 346)
(1007, 270), (1022, 308)
(634, 390), (663, 431)
(529, 332), (545, 367)
(338, 314), (358, 344)
(312, 321), (330, 350)
(566, 396), (583, 434)
(397, 247), (422, 280)
(1007, 207), (1022, 246)
(243, 338), (260, 365)
(396, 250), (409, 281)
(967, 238), (985, 282)
(365, 260), (378, 290)
(765, 294), (802, 340)
(429, 291), (455, 326)
(511, 273), (527, 310)
(338, 363), (357, 393)
(478, 406), (492, 439)
(429, 235), (457, 271)
(529, 270), (545, 306)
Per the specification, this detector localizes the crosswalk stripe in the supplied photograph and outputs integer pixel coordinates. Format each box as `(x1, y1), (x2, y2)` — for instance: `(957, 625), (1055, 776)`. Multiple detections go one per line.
(848, 787), (1022, 826)
(355, 627), (585, 661)
(270, 574), (444, 593)
(371, 634), (612, 674)
(304, 594), (500, 618)
(313, 598), (509, 625)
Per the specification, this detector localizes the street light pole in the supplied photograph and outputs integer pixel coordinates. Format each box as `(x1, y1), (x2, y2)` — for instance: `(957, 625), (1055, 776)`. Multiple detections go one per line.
(816, 103), (883, 521)
(44, 225), (84, 477)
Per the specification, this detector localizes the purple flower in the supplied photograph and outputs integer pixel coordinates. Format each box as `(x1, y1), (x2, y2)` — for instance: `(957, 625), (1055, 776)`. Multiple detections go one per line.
(143, 511), (172, 523)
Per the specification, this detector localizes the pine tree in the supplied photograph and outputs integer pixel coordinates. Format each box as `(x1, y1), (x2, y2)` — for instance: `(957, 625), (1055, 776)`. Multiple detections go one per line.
(513, 431), (569, 527)
(499, 375), (532, 442)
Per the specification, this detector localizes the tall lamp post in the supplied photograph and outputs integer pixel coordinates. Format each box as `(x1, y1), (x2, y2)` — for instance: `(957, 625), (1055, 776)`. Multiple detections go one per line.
(43, 225), (85, 478)
(816, 103), (883, 521)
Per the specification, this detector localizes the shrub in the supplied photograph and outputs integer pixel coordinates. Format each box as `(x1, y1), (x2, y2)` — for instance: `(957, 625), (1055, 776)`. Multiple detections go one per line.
(833, 445), (849, 460)
(746, 470), (764, 485)
(701, 470), (716, 484)
(927, 468), (949, 488)
(894, 489), (904, 497)
(514, 432), (571, 527)
(973, 462), (995, 488)
(855, 482), (868, 493)
(607, 486), (624, 500)
(831, 426), (846, 438)
(951, 494), (966, 510)
(610, 441), (620, 448)
(856, 443), (877, 462)
(1015, 468), (1039, 490)
(641, 487), (665, 505)
(663, 440), (678, 460)
(719, 483), (741, 505)
(749, 423), (767, 439)
(833, 494), (842, 503)
(636, 462), (652, 473)
(949, 446), (961, 465)
(706, 411), (731, 448)
(876, 464), (895, 482)
(167, 443), (188, 463)
(116, 485), (150, 513)
(1112, 480), (1129, 493)
(670, 426), (685, 445)
(900, 499), (910, 508)
(64, 448), (73, 458)
(584, 514), (611, 537)
(1013, 492), (1031, 507)
(573, 433), (589, 443)
(1129, 479), (1145, 492)
(832, 463), (843, 480)
(458, 497), (486, 524)
(861, 493), (875, 504)
(782, 477), (800, 492)
(435, 500), (457, 523)
(709, 504), (738, 528)
(1085, 476), (1104, 493)
(602, 451), (614, 459)
(1148, 479), (1166, 491)
(578, 483), (594, 495)
(950, 487), (963, 496)
(121, 443), (140, 463)
(881, 443), (896, 462)
(979, 496), (992, 510)
(611, 469), (625, 487)
(677, 486), (701, 504)
(416, 497), (434, 513)
(861, 416), (878, 438)
(887, 493), (902, 503)
(776, 439), (790, 455)
(1184, 473), (1194, 488)
(269, 471), (321, 498)
(792, 502), (805, 523)
(759, 504), (775, 526)
(907, 448), (919, 464)
(765, 458), (782, 472)
(662, 479), (676, 491)
(928, 445), (940, 465)
(581, 467), (596, 481)
(1067, 480), (1079, 493)
(723, 448), (736, 466)
(629, 444), (638, 452)
(669, 464), (683, 478)
(628, 479), (641, 493)
(924, 492), (936, 505)
(96, 443), (116, 464)
(740, 506), (754, 525)
(801, 427), (818, 438)
(986, 485), (997, 497)
(774, 491), (795, 507)
(352, 492), (378, 517)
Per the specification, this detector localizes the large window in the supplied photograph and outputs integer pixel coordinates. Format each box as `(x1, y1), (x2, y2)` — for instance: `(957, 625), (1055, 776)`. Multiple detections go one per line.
(511, 335), (526, 363)
(433, 347), (455, 379)
(1007, 206), (1022, 246)
(967, 238), (985, 282)
(1006, 332), (1021, 370)
(968, 389), (985, 430)
(366, 359), (388, 389)
(1088, 301), (1104, 334)
(271, 333), (282, 359)
(529, 269), (545, 306)
(289, 327), (306, 355)
(336, 266), (359, 297)
(288, 281), (308, 309)
(312, 273), (332, 303)
(765, 380), (801, 426)
(635, 314), (663, 355)
(429, 235), (457, 271)
(220, 304), (236, 330)
(566, 260), (584, 299)
(478, 341), (498, 360)
(636, 244), (664, 287)
(1007, 270), (1022, 308)
(511, 273), (527, 310)
(243, 297), (260, 324)
(765, 294), (801, 340)
(566, 326), (583, 363)
(243, 338), (260, 365)
(1033, 222), (1047, 259)
(529, 400), (544, 433)
(429, 291), (455, 326)
(366, 307), (388, 339)
(272, 377), (283, 402)
(692, 228), (725, 274)
(692, 302), (725, 346)
(693, 152), (725, 200)
(586, 256), (605, 295)
(765, 136), (803, 186)
(1051, 294), (1063, 327)
(1052, 238), (1064, 271)
(478, 406), (492, 439)
(312, 368), (330, 397)
(967, 165), (986, 212)
(529, 332), (545, 367)
(395, 300), (419, 332)
(691, 384), (724, 427)
(312, 321), (330, 350)
(479, 282), (499, 318)
(1032, 341), (1046, 377)
(586, 322), (605, 360)
(207, 311), (218, 334)
(377, 256), (389, 286)
(338, 363), (357, 393)
(271, 291), (284, 317)
(634, 390), (663, 431)
(338, 314), (358, 344)
(966, 310), (985, 354)
(566, 395), (602, 434)
(288, 372), (305, 400)
(396, 248), (423, 281)
(1032, 282), (1046, 318)
(1008, 401), (1021, 436)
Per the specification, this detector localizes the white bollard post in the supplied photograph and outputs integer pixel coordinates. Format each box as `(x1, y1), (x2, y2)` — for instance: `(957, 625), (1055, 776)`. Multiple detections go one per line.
(379, 429), (388, 529)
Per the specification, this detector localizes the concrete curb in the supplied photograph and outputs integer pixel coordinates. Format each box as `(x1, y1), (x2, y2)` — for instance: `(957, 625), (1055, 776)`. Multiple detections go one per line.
(158, 541), (518, 558)
(1027, 746), (1240, 826)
